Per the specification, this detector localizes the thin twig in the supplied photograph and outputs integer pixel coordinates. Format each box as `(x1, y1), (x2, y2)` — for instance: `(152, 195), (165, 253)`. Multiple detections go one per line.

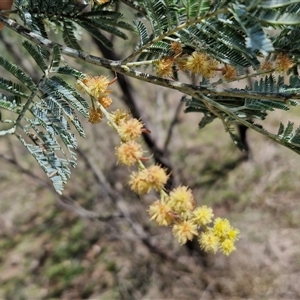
(163, 100), (184, 152)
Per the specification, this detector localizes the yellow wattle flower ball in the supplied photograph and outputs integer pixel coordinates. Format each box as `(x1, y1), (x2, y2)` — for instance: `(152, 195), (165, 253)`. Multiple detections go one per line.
(170, 41), (183, 55)
(226, 227), (240, 241)
(98, 95), (112, 108)
(275, 53), (294, 73)
(148, 200), (174, 226)
(81, 75), (111, 99)
(213, 217), (231, 238)
(88, 107), (102, 124)
(167, 186), (195, 214)
(156, 57), (174, 77)
(116, 141), (144, 166)
(172, 220), (198, 245)
(260, 61), (273, 72)
(222, 65), (237, 81)
(221, 238), (236, 256)
(118, 118), (143, 142)
(129, 165), (169, 195)
(110, 109), (131, 126)
(192, 205), (214, 226)
(198, 230), (219, 254)
(145, 165), (169, 191)
(129, 170), (150, 195)
(185, 51), (218, 78)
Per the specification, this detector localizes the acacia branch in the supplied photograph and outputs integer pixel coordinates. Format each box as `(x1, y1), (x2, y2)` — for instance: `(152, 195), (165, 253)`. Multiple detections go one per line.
(122, 8), (228, 63)
(0, 14), (298, 104)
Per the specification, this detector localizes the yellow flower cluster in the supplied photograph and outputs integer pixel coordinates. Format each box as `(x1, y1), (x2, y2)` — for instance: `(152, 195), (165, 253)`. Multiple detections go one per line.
(148, 188), (239, 254)
(221, 65), (237, 81)
(76, 72), (239, 256)
(275, 53), (294, 73)
(154, 42), (237, 80)
(185, 51), (218, 77)
(88, 107), (102, 124)
(77, 75), (116, 124)
(199, 218), (239, 256)
(260, 53), (294, 75)
(116, 141), (144, 166)
(156, 57), (175, 77)
(129, 165), (169, 194)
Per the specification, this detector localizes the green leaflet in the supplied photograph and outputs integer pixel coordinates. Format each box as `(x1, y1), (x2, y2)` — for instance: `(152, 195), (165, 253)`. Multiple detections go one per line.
(0, 27), (89, 193)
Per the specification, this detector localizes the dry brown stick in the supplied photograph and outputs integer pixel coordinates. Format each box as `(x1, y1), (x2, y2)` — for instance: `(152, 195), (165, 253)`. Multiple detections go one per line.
(163, 100), (184, 152)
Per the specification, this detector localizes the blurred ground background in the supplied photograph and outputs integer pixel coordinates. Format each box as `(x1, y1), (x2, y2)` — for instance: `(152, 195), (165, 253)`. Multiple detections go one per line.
(1, 10), (300, 300)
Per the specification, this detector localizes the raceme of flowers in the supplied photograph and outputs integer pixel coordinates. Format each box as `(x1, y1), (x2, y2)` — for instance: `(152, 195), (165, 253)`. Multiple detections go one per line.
(76, 74), (240, 256)
(155, 42), (294, 80)
(155, 41), (237, 80)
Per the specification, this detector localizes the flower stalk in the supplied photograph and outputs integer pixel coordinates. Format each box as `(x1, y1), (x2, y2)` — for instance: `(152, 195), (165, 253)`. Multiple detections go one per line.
(76, 73), (240, 256)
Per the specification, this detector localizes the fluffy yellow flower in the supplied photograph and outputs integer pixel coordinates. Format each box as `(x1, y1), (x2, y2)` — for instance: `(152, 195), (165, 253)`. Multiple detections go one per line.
(260, 61), (273, 72)
(148, 200), (174, 226)
(198, 230), (219, 253)
(88, 107), (102, 124)
(176, 54), (188, 71)
(116, 141), (144, 166)
(98, 95), (112, 108)
(110, 109), (131, 126)
(129, 165), (169, 194)
(192, 205), (214, 226)
(172, 220), (198, 245)
(222, 65), (237, 81)
(81, 75), (111, 99)
(167, 186), (195, 214)
(129, 171), (150, 195)
(220, 239), (236, 256)
(145, 165), (169, 191)
(213, 218), (231, 238)
(226, 227), (240, 241)
(156, 57), (174, 77)
(170, 42), (183, 55)
(118, 118), (143, 142)
(275, 53), (294, 73)
(185, 51), (218, 78)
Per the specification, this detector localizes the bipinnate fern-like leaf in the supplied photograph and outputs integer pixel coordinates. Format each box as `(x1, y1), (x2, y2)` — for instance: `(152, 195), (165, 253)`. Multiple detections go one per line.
(183, 74), (300, 153)
(0, 43), (88, 193)
(275, 121), (300, 155)
(22, 41), (49, 71)
(0, 57), (37, 91)
(0, 94), (22, 115)
(130, 0), (300, 69)
(14, 0), (134, 51)
(133, 20), (150, 47)
(130, 0), (261, 67)
(63, 19), (83, 51)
